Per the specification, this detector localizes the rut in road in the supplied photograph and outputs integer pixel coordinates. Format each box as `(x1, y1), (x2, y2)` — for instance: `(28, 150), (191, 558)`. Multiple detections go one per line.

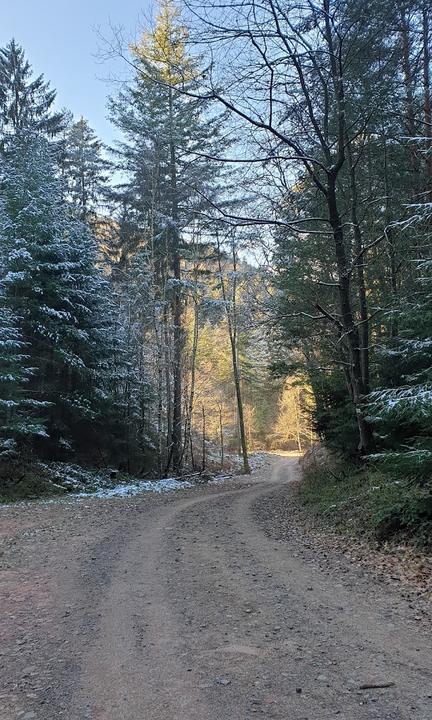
(70, 456), (431, 720)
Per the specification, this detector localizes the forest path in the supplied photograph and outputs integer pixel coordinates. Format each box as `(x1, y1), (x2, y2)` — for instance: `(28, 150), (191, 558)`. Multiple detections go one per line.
(1, 455), (431, 719)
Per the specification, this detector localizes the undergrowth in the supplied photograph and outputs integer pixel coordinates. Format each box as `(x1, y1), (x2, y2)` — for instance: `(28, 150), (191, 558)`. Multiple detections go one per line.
(298, 455), (432, 547)
(0, 461), (66, 502)
(0, 460), (124, 502)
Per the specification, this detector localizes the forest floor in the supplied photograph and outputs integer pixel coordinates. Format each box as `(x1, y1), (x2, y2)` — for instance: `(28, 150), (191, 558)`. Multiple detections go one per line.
(0, 454), (431, 720)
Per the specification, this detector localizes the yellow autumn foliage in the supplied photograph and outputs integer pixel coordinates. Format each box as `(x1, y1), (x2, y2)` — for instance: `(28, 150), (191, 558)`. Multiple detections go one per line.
(131, 0), (196, 85)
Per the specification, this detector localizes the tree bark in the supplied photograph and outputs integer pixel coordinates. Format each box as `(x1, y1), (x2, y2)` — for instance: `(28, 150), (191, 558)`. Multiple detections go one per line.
(168, 85), (183, 474)
(401, 11), (421, 195)
(219, 404), (224, 469)
(327, 174), (374, 454)
(347, 142), (370, 394)
(217, 236), (251, 474)
(383, 136), (399, 337)
(423, 7), (432, 199)
(201, 404), (206, 471)
(182, 293), (199, 466)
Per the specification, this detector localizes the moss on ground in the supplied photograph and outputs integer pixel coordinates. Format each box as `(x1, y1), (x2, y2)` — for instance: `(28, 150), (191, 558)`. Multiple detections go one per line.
(298, 455), (432, 546)
(0, 462), (66, 502)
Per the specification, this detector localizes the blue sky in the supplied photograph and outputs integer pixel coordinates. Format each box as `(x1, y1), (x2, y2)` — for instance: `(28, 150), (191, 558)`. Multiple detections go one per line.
(1, 0), (152, 144)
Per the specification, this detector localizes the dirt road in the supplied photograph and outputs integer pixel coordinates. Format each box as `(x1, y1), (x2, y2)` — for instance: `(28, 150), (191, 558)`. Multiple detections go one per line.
(1, 456), (431, 719)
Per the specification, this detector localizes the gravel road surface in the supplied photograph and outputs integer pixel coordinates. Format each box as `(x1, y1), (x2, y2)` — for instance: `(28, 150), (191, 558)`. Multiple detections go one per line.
(1, 455), (431, 719)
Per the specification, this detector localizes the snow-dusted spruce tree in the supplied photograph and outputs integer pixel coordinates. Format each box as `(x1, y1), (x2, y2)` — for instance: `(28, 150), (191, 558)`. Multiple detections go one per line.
(0, 131), (127, 459)
(113, 249), (159, 469)
(108, 0), (226, 473)
(0, 39), (64, 143)
(0, 293), (48, 456)
(62, 116), (109, 220)
(368, 251), (432, 478)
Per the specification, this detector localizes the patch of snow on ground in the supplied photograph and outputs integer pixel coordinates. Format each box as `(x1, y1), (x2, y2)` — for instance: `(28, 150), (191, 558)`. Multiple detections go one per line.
(208, 475), (233, 485)
(78, 477), (193, 499)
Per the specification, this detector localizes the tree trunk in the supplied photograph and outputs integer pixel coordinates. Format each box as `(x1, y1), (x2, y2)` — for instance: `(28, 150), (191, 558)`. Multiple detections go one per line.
(347, 142), (370, 393)
(217, 236), (251, 474)
(295, 386), (303, 453)
(219, 404), (224, 469)
(423, 7), (432, 200)
(182, 296), (199, 466)
(168, 86), (183, 474)
(401, 11), (421, 195)
(327, 175), (374, 454)
(383, 137), (399, 337)
(163, 304), (173, 458)
(201, 404), (206, 472)
(154, 315), (164, 478)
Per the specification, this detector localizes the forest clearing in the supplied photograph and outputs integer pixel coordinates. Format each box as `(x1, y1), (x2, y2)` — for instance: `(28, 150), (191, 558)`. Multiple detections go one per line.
(1, 0), (432, 717)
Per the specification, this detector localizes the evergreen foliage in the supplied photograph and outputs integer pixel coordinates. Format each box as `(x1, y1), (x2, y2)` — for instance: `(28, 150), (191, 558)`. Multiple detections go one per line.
(0, 132), (127, 460)
(107, 0), (227, 472)
(62, 116), (109, 219)
(0, 299), (47, 455)
(0, 39), (64, 141)
(369, 252), (432, 477)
